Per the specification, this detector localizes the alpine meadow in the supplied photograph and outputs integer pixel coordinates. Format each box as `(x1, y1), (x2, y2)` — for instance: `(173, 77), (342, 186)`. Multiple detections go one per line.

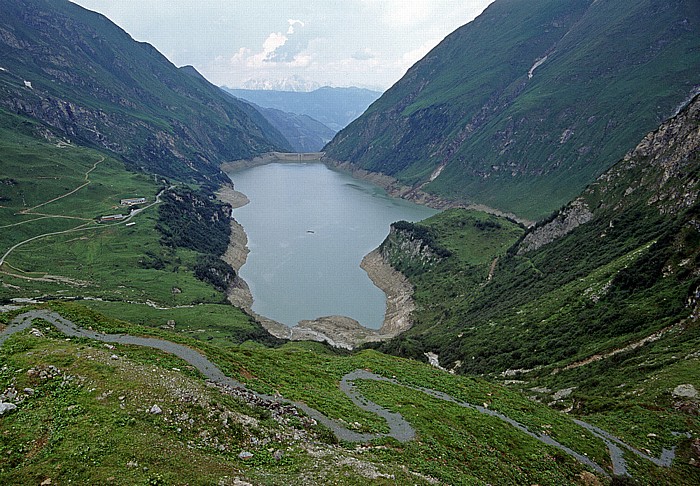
(0, 1), (699, 485)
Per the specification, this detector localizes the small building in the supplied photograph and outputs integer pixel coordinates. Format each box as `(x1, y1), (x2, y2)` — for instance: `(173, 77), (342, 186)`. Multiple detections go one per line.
(100, 214), (125, 222)
(120, 197), (147, 206)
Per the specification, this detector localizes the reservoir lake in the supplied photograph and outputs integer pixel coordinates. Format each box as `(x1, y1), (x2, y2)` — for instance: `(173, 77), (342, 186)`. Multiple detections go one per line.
(227, 163), (438, 329)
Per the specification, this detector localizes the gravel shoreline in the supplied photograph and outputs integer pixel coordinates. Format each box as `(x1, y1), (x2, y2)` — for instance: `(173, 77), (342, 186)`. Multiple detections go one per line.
(216, 181), (417, 349)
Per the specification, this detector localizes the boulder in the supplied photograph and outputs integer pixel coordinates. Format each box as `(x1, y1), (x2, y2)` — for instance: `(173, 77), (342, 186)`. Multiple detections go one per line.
(672, 384), (698, 399)
(0, 402), (17, 415)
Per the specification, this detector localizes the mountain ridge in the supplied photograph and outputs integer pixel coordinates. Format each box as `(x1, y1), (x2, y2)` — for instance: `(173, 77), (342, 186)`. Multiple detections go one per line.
(223, 86), (382, 132)
(224, 94), (336, 153)
(376, 92), (699, 378)
(324, 0), (700, 219)
(0, 0), (290, 185)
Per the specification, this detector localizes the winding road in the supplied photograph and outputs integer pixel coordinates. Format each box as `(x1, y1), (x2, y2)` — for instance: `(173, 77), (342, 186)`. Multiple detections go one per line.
(0, 310), (689, 479)
(0, 187), (167, 269)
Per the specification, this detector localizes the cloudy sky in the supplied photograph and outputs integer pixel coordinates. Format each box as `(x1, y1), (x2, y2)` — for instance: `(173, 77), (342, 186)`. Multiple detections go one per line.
(70, 1), (493, 91)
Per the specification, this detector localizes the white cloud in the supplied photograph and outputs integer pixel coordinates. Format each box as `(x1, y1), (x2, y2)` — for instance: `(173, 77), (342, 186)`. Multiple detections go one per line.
(71, 0), (495, 90)
(359, 0), (433, 28)
(287, 19), (304, 35)
(263, 32), (287, 57)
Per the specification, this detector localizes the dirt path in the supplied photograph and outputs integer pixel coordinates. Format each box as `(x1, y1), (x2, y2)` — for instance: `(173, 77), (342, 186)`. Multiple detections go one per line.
(563, 323), (682, 371)
(1, 310), (690, 479)
(486, 257), (498, 283)
(1, 156), (107, 268)
(20, 156), (104, 214)
(1, 179), (166, 275)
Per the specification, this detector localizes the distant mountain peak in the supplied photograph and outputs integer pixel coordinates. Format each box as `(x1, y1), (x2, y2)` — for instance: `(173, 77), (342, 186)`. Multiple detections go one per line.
(239, 76), (321, 92)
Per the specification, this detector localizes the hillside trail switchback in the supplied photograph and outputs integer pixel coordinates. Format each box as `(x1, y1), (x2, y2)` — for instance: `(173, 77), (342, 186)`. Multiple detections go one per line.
(1, 310), (693, 479)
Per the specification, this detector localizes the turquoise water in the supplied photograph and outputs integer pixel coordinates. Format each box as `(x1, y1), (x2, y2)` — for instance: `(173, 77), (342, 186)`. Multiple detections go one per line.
(227, 163), (438, 329)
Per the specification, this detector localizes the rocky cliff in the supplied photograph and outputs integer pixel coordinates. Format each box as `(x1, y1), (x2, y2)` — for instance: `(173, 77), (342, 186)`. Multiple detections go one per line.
(379, 221), (451, 276)
(518, 94), (700, 254)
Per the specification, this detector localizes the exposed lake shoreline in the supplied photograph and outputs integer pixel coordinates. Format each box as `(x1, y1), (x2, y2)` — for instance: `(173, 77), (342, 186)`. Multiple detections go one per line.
(222, 152), (533, 227)
(216, 169), (419, 349)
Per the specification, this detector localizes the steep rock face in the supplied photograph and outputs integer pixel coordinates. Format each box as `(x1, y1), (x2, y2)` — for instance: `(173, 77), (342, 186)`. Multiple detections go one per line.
(592, 96), (700, 217)
(0, 0), (289, 184)
(381, 228), (443, 267)
(324, 0), (700, 219)
(380, 222), (451, 276)
(517, 200), (593, 254)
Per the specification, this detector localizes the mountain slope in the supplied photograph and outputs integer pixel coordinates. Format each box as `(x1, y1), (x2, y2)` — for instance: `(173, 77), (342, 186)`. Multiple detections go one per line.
(228, 97), (336, 152)
(0, 0), (290, 184)
(223, 86), (382, 132)
(377, 92), (699, 381)
(324, 0), (700, 219)
(3, 304), (691, 484)
(369, 96), (700, 482)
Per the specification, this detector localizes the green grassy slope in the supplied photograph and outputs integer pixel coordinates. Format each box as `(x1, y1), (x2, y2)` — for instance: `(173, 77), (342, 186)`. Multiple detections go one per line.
(0, 0), (290, 185)
(0, 110), (270, 345)
(3, 303), (698, 483)
(0, 305), (633, 484)
(324, 0), (700, 219)
(370, 96), (700, 483)
(379, 94), (699, 374)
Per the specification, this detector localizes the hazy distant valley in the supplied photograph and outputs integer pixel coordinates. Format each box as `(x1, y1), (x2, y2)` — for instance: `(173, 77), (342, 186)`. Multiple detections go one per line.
(0, 0), (699, 485)
(222, 86), (382, 151)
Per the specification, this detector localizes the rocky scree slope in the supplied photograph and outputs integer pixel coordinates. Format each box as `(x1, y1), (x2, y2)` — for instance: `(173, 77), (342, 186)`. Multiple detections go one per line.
(324, 0), (700, 219)
(0, 0), (290, 185)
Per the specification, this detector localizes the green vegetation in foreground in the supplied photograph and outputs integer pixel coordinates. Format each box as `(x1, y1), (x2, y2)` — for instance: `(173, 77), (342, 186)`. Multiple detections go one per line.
(376, 208), (700, 483)
(371, 98), (700, 484)
(0, 304), (622, 485)
(77, 300), (280, 347)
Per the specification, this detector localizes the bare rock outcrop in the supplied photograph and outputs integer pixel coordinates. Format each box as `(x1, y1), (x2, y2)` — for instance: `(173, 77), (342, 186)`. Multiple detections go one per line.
(517, 199), (592, 254)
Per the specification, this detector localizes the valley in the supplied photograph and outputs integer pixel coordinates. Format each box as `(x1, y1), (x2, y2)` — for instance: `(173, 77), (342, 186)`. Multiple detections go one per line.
(1, 0), (699, 484)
